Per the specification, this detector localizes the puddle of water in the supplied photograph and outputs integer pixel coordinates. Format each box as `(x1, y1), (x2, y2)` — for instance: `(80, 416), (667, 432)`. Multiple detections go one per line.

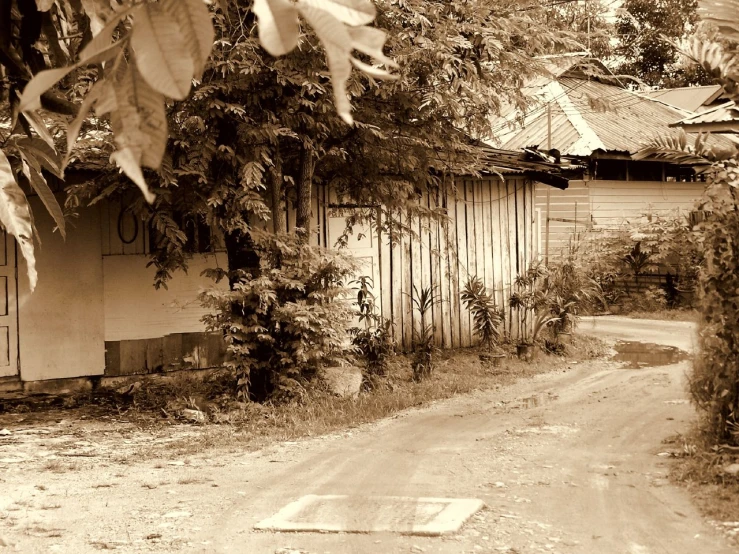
(513, 392), (558, 409)
(612, 341), (688, 369)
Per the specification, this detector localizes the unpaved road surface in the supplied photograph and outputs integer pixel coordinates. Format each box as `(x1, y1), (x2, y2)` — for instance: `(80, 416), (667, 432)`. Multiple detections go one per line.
(1, 317), (734, 554)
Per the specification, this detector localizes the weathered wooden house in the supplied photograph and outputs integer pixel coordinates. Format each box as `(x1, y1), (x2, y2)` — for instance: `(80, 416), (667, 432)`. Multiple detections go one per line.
(491, 58), (735, 259)
(0, 149), (575, 392)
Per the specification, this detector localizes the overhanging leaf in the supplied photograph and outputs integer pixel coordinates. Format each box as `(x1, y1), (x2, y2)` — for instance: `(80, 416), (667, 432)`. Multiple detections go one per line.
(298, 4), (353, 124)
(103, 61), (163, 202)
(20, 111), (57, 151)
(16, 138), (64, 179)
(18, 66), (76, 112)
(110, 147), (155, 203)
(299, 0), (376, 26)
(18, 153), (66, 240)
(0, 150), (37, 292)
(253, 0), (300, 56)
(64, 80), (105, 167)
(131, 2), (194, 99)
(78, 6), (133, 62)
(347, 26), (397, 68)
(172, 0), (215, 80)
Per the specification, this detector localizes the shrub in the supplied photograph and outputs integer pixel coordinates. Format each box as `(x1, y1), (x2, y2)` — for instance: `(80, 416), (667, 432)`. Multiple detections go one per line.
(689, 175), (739, 445)
(460, 277), (505, 352)
(509, 264), (559, 345)
(410, 285), (441, 381)
(200, 232), (358, 402)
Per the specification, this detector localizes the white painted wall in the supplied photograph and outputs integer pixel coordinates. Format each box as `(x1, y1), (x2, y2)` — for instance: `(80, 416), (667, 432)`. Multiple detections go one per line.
(17, 200), (105, 381)
(588, 180), (704, 228)
(103, 253), (228, 341)
(537, 179), (706, 258)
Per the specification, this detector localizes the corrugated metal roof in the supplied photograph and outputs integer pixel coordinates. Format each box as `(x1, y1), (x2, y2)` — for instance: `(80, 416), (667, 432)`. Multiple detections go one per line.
(497, 77), (733, 156)
(670, 102), (739, 133)
(643, 85), (724, 112)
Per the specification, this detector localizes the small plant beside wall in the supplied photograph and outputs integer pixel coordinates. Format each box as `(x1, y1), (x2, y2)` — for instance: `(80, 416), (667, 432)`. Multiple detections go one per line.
(509, 265), (559, 362)
(349, 276), (395, 389)
(410, 285), (441, 381)
(461, 277), (505, 366)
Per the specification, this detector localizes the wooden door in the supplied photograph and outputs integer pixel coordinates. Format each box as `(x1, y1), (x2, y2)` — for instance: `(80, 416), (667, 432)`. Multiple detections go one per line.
(0, 232), (18, 377)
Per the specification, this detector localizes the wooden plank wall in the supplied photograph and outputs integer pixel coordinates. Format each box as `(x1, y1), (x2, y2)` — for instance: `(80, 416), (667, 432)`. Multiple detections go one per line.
(99, 179), (536, 353)
(379, 176), (536, 350)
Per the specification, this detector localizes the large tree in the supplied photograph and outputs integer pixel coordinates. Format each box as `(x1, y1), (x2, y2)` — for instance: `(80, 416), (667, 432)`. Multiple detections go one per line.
(614, 0), (713, 86)
(83, 0), (585, 286)
(0, 0), (394, 289)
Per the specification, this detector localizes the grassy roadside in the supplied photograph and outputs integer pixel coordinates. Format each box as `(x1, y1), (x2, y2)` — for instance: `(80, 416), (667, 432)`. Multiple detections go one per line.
(668, 428), (739, 545)
(158, 336), (607, 457)
(1, 334), (605, 460)
(618, 309), (698, 322)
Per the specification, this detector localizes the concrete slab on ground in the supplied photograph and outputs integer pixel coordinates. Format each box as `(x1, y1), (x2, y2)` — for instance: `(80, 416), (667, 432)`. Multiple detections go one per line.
(254, 495), (485, 536)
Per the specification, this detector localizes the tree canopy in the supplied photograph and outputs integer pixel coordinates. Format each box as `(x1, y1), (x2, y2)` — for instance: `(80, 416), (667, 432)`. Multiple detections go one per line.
(0, 0), (396, 289)
(614, 0), (713, 86)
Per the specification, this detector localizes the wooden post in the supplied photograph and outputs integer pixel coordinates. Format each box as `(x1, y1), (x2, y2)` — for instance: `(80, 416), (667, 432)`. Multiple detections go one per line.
(545, 188), (551, 265)
(547, 104), (552, 151)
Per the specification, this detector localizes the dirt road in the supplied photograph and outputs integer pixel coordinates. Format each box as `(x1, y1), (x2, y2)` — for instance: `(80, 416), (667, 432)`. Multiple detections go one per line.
(1, 317), (733, 553)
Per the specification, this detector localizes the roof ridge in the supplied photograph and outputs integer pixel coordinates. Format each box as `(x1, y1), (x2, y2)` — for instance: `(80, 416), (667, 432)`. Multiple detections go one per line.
(548, 81), (606, 155)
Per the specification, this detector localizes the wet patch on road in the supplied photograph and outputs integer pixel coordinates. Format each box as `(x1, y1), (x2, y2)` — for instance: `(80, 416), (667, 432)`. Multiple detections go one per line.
(612, 341), (688, 369)
(510, 392), (559, 410)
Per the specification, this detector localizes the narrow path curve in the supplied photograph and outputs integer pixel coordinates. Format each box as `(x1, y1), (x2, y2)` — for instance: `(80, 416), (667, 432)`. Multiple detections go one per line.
(191, 317), (731, 553)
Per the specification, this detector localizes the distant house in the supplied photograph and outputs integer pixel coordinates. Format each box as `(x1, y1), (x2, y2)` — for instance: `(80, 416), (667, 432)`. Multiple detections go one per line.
(670, 101), (739, 134)
(0, 147), (574, 391)
(489, 58), (734, 259)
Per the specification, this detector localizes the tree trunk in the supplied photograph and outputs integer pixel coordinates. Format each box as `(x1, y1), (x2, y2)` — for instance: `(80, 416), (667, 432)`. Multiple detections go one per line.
(296, 145), (314, 241)
(224, 230), (260, 289)
(269, 147), (287, 234)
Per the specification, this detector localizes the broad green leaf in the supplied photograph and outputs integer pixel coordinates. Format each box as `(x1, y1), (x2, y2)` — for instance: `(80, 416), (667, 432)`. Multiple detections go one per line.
(18, 153), (66, 240)
(64, 80), (105, 167)
(297, 4), (353, 124)
(253, 0), (300, 57)
(20, 111), (57, 152)
(348, 26), (398, 68)
(105, 62), (162, 202)
(172, 0), (215, 80)
(299, 0), (375, 26)
(16, 138), (64, 178)
(79, 0), (114, 34)
(35, 0), (54, 11)
(110, 147), (156, 203)
(0, 150), (37, 292)
(131, 67), (168, 169)
(131, 2), (194, 99)
(350, 57), (398, 80)
(18, 66), (76, 112)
